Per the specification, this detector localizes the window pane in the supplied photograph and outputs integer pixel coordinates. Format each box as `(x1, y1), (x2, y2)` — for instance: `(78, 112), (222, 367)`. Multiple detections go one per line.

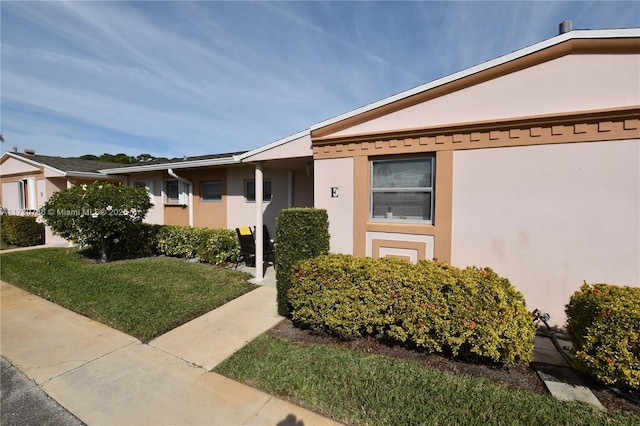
(372, 159), (432, 189)
(245, 180), (271, 202)
(372, 191), (431, 221)
(166, 181), (179, 202)
(202, 181), (222, 202)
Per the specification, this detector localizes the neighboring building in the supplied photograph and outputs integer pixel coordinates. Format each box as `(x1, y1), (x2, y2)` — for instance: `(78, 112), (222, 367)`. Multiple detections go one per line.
(310, 28), (639, 325)
(100, 130), (314, 234)
(0, 151), (126, 245)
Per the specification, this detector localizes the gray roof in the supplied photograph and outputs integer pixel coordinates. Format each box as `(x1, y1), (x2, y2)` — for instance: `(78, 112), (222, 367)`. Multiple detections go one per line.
(12, 153), (125, 173)
(109, 151), (248, 169)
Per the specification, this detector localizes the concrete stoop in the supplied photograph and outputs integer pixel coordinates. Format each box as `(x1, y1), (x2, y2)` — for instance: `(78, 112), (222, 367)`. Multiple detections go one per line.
(533, 335), (605, 410)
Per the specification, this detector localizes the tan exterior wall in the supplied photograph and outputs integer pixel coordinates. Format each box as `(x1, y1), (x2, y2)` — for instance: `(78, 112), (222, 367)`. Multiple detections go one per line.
(314, 158), (354, 254)
(451, 139), (639, 325)
(0, 157), (41, 175)
(182, 168), (228, 229)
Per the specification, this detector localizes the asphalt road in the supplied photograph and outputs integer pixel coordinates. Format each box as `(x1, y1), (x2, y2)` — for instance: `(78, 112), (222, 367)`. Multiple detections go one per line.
(1, 356), (85, 426)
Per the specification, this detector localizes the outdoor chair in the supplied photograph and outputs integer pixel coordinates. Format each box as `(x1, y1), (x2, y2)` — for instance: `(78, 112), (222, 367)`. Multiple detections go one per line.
(235, 226), (257, 268)
(235, 226), (276, 269)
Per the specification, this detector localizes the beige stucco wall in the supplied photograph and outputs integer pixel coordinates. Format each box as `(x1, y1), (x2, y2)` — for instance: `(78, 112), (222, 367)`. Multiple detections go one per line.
(0, 157), (41, 175)
(332, 53), (640, 137)
(451, 139), (640, 326)
(314, 157), (354, 254)
(242, 133), (313, 162)
(1, 182), (20, 211)
(226, 165), (289, 235)
(130, 173), (164, 225)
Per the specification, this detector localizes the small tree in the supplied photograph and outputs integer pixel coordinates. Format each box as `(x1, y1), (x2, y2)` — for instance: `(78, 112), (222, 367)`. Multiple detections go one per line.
(41, 182), (152, 261)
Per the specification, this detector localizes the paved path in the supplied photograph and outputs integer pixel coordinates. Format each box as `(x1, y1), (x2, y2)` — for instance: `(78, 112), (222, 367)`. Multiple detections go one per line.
(0, 281), (341, 425)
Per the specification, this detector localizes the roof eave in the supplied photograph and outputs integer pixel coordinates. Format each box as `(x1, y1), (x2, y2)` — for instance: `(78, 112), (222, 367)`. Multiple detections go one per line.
(238, 129), (310, 162)
(310, 28), (640, 133)
(100, 156), (241, 174)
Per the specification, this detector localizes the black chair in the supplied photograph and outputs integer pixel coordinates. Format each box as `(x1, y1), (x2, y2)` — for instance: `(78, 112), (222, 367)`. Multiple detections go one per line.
(235, 226), (276, 269)
(259, 225), (276, 267)
(235, 227), (256, 267)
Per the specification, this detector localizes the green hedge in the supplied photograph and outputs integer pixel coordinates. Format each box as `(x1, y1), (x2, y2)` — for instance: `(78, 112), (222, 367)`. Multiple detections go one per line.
(156, 225), (240, 266)
(289, 254), (535, 366)
(0, 215), (42, 247)
(275, 208), (330, 316)
(566, 282), (640, 390)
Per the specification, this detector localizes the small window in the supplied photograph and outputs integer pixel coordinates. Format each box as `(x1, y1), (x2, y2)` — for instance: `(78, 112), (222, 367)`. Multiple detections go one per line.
(18, 178), (36, 211)
(245, 180), (272, 202)
(201, 181), (222, 202)
(164, 180), (180, 204)
(134, 180), (153, 202)
(370, 158), (434, 223)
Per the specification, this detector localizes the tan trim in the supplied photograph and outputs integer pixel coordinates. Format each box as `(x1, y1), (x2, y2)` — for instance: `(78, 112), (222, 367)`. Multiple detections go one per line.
(372, 239), (426, 261)
(313, 107), (640, 159)
(0, 172), (45, 183)
(312, 38), (640, 138)
(352, 151), (454, 263)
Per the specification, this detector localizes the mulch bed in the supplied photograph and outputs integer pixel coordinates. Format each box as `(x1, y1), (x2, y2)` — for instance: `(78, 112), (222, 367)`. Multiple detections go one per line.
(270, 319), (640, 418)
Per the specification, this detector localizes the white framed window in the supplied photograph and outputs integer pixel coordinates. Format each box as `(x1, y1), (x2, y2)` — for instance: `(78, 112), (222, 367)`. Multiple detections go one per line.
(201, 181), (222, 203)
(245, 179), (272, 203)
(18, 178), (37, 211)
(163, 180), (187, 205)
(370, 158), (434, 223)
(134, 179), (153, 202)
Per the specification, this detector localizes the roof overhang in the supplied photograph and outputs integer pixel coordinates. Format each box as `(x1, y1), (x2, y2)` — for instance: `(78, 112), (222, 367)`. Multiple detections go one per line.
(238, 130), (312, 162)
(311, 28), (640, 138)
(100, 155), (242, 174)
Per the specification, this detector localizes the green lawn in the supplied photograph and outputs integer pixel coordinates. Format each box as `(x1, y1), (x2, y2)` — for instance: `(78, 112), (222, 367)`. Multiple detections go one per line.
(0, 247), (257, 342)
(215, 334), (638, 426)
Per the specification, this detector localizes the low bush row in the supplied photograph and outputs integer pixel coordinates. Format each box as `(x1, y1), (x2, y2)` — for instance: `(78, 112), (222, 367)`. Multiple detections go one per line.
(156, 225), (240, 265)
(288, 254), (535, 366)
(80, 223), (240, 266)
(0, 215), (42, 247)
(566, 282), (640, 390)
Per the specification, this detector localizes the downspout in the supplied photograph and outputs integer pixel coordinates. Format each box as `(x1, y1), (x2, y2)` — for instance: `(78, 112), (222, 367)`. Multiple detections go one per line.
(168, 168), (194, 227)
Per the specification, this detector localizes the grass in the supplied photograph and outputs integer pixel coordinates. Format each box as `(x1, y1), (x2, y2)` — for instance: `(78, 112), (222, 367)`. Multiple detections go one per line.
(215, 334), (639, 426)
(0, 247), (257, 342)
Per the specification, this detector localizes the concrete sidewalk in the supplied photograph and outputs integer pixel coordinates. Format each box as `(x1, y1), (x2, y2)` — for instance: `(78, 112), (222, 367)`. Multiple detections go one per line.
(0, 281), (341, 425)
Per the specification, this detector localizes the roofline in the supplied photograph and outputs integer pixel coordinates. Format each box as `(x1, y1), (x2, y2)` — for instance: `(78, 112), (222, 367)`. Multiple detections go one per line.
(310, 28), (640, 133)
(1, 152), (67, 176)
(100, 155), (242, 174)
(65, 171), (126, 179)
(237, 129), (310, 161)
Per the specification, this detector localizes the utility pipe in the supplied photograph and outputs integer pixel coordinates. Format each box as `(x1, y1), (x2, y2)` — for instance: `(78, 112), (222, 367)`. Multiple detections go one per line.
(168, 168), (193, 227)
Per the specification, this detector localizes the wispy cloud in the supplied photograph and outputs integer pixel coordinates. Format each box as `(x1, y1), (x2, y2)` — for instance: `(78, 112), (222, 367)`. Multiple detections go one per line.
(1, 1), (638, 158)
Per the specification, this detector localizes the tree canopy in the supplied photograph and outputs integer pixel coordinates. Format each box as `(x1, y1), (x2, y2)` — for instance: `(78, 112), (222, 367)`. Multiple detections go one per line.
(77, 153), (168, 164)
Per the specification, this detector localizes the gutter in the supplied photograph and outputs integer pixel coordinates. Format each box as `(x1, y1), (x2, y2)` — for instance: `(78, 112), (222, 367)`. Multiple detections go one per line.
(100, 156), (242, 174)
(168, 168), (194, 227)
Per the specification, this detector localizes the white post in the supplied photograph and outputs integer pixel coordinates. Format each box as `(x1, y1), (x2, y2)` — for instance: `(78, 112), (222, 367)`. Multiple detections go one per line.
(255, 163), (264, 281)
(287, 170), (293, 208)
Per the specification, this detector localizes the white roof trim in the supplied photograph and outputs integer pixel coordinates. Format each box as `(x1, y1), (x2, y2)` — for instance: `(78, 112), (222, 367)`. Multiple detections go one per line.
(237, 129), (310, 161)
(100, 156), (241, 174)
(311, 28), (640, 132)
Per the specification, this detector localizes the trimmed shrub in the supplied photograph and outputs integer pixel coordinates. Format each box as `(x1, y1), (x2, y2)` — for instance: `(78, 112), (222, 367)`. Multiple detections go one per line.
(289, 254), (535, 366)
(0, 215), (42, 247)
(119, 223), (162, 257)
(275, 208), (330, 316)
(566, 282), (640, 390)
(197, 228), (241, 266)
(157, 225), (202, 258)
(156, 225), (240, 266)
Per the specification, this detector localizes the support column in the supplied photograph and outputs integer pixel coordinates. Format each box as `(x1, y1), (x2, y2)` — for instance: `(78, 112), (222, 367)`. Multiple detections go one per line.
(255, 163), (264, 281)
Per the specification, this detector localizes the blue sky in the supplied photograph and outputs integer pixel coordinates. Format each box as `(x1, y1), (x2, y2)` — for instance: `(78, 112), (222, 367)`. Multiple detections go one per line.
(1, 1), (639, 159)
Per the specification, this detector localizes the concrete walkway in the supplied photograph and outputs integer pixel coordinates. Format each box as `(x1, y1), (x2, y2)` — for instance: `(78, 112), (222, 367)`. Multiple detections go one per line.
(532, 335), (604, 409)
(0, 281), (341, 425)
